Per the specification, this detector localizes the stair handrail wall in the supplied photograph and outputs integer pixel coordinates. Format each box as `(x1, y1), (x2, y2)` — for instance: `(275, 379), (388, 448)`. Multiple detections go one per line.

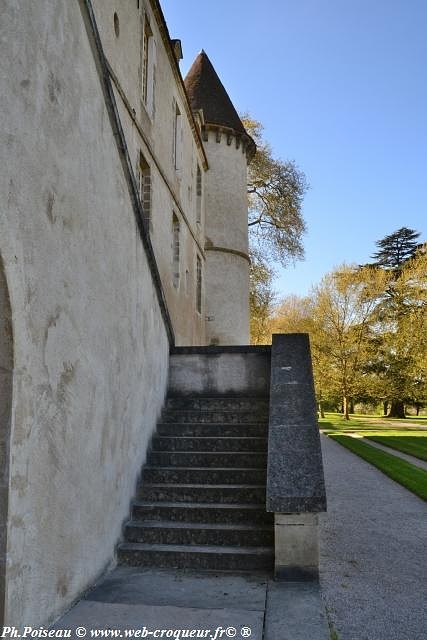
(266, 333), (327, 580)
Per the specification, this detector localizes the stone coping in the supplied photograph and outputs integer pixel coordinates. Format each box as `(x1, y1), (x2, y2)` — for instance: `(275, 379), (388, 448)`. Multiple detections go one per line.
(266, 334), (327, 514)
(171, 345), (271, 355)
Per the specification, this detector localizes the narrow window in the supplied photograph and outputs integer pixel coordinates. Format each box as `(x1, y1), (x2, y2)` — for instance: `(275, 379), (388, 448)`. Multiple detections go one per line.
(173, 101), (182, 171)
(196, 164), (202, 223)
(185, 269), (190, 296)
(142, 16), (156, 116)
(196, 255), (202, 313)
(138, 152), (151, 224)
(113, 12), (120, 38)
(172, 213), (180, 288)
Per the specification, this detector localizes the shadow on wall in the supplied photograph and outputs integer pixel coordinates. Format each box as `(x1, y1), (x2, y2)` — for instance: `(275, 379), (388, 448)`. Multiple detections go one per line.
(0, 253), (13, 625)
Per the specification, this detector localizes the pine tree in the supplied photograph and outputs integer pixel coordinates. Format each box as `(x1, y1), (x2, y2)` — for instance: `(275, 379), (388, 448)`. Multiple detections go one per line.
(371, 227), (420, 269)
(368, 228), (425, 418)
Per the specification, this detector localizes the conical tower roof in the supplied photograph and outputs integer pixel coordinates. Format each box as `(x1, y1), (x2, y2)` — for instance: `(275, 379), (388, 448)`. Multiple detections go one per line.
(184, 51), (246, 135)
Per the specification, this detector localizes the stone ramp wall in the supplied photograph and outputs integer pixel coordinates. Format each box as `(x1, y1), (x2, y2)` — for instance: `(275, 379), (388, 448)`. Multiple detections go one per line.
(169, 346), (271, 396)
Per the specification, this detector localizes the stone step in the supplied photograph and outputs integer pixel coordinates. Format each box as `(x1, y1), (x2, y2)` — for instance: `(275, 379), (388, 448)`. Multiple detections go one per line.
(151, 436), (268, 452)
(131, 501), (274, 524)
(157, 422), (268, 437)
(147, 451), (267, 468)
(142, 466), (267, 485)
(165, 396), (269, 412)
(161, 410), (269, 424)
(138, 483), (266, 504)
(123, 520), (274, 547)
(117, 542), (274, 571)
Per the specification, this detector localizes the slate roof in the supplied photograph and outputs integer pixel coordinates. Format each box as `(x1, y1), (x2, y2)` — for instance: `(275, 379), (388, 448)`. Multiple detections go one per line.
(184, 51), (247, 135)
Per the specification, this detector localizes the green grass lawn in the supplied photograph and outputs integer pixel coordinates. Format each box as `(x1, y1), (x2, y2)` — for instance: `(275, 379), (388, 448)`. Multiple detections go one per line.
(319, 412), (426, 433)
(349, 412), (427, 424)
(328, 434), (427, 501)
(364, 435), (427, 461)
(320, 415), (427, 460)
(320, 412), (427, 499)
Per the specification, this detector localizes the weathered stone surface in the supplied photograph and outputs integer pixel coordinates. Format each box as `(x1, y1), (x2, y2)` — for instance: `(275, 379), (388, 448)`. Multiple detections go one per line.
(274, 514), (319, 580)
(118, 542), (274, 571)
(142, 466), (267, 484)
(151, 435), (268, 452)
(132, 501), (274, 524)
(124, 520), (273, 547)
(120, 385), (274, 570)
(266, 334), (326, 513)
(169, 350), (271, 396)
(157, 422), (268, 437)
(148, 451), (267, 468)
(165, 395), (270, 411)
(264, 581), (330, 640)
(52, 567), (329, 639)
(137, 483), (266, 505)
(1, 0), (171, 626)
(86, 566), (268, 610)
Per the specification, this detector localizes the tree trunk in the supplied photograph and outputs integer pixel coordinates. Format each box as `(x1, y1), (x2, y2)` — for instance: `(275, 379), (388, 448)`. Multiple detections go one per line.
(416, 405), (420, 416)
(343, 396), (350, 420)
(349, 398), (355, 414)
(383, 401), (388, 416)
(387, 400), (405, 418)
(318, 401), (325, 419)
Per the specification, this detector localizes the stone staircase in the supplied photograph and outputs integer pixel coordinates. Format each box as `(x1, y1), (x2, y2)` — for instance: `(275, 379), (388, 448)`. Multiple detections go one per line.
(117, 395), (274, 571)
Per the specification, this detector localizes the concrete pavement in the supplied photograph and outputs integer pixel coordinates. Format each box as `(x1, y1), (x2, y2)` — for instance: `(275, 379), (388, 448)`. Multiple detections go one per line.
(51, 567), (330, 640)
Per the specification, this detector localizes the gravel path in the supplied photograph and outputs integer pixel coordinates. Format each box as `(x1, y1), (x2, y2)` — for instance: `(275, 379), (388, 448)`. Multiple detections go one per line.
(319, 434), (427, 640)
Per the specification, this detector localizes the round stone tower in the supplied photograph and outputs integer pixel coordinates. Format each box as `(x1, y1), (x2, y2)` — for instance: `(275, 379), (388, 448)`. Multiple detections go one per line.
(185, 51), (256, 345)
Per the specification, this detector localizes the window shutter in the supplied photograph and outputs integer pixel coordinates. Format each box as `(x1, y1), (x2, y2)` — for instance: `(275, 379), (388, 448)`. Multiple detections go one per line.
(177, 112), (183, 171)
(151, 38), (156, 118)
(172, 98), (176, 163)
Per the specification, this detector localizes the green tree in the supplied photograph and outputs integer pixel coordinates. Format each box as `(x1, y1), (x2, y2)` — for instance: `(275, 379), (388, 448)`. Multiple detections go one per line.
(371, 227), (420, 269)
(311, 265), (387, 420)
(271, 294), (331, 416)
(249, 249), (275, 344)
(365, 248), (427, 418)
(271, 294), (313, 335)
(242, 116), (308, 266)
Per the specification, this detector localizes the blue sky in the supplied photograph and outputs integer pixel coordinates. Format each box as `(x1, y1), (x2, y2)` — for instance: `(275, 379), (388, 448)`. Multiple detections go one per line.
(161, 0), (427, 299)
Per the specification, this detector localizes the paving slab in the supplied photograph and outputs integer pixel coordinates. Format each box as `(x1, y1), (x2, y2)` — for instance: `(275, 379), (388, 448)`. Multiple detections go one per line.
(320, 434), (427, 640)
(51, 565), (329, 639)
(264, 581), (330, 640)
(86, 566), (268, 610)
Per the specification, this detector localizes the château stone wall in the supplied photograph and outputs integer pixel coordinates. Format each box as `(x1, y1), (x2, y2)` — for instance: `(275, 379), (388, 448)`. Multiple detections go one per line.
(0, 0), (169, 625)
